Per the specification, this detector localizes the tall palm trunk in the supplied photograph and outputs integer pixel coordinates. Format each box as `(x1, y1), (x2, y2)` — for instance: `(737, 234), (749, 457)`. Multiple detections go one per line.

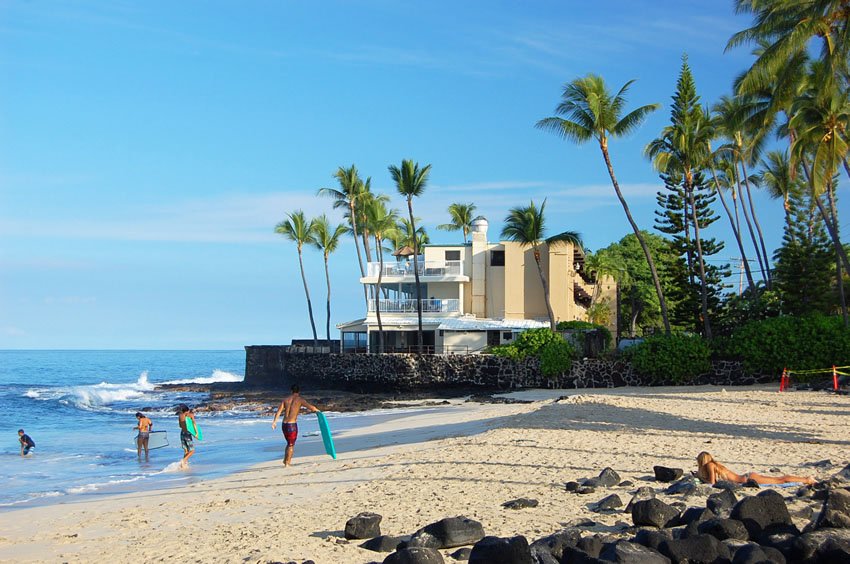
(687, 177), (712, 339)
(740, 159), (772, 287)
(600, 139), (671, 333)
(801, 158), (850, 273)
(349, 201), (368, 304)
(709, 167), (756, 292)
(682, 190), (695, 288)
(734, 162), (768, 284)
(407, 197), (424, 352)
(297, 246), (318, 348)
(532, 244), (557, 330)
(323, 253), (332, 346)
(827, 181), (849, 326)
(374, 235), (384, 353)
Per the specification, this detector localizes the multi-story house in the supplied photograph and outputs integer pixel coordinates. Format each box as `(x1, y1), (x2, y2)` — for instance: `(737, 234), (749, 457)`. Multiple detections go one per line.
(338, 217), (616, 353)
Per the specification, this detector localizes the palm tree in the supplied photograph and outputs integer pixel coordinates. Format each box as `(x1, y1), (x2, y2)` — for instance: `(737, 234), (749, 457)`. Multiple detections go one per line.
(536, 74), (671, 333)
(364, 199), (400, 353)
(437, 203), (477, 243)
(318, 165), (368, 303)
(274, 211), (318, 348)
(728, 0), (850, 93)
(312, 215), (348, 346)
(645, 58), (715, 338)
(708, 155), (757, 293)
(790, 65), (850, 325)
(759, 149), (801, 240)
(713, 95), (772, 287)
(501, 199), (583, 331)
(388, 159), (431, 352)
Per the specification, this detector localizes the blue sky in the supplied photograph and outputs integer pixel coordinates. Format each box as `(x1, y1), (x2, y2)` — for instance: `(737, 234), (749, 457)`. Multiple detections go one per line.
(0, 1), (840, 349)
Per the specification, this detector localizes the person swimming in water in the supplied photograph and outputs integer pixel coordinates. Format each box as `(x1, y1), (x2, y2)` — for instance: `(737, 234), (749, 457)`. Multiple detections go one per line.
(271, 385), (319, 466)
(134, 412), (153, 460)
(696, 451), (815, 486)
(18, 429), (35, 456)
(177, 404), (196, 468)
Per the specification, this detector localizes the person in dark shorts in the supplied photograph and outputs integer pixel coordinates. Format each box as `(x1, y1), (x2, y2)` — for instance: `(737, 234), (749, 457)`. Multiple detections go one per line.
(271, 385), (318, 466)
(177, 404), (196, 468)
(18, 429), (35, 456)
(134, 412), (153, 460)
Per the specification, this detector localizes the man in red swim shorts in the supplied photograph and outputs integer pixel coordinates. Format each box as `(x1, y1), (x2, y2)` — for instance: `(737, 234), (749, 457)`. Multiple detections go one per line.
(271, 384), (319, 466)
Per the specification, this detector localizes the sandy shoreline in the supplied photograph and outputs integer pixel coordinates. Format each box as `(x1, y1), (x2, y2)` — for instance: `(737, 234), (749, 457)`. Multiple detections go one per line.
(1, 385), (848, 563)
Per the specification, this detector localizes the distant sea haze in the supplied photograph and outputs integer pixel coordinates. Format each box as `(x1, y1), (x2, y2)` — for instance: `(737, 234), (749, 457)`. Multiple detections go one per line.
(0, 350), (420, 508)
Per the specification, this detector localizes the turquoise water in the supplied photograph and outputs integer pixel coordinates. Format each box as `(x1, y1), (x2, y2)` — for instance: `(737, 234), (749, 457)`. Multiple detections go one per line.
(0, 350), (413, 509)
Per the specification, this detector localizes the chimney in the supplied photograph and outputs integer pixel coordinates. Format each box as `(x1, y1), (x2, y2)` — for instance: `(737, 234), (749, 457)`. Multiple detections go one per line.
(471, 216), (488, 317)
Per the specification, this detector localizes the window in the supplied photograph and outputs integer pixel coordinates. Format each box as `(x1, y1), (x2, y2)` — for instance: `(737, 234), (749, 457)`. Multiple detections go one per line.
(445, 250), (460, 261)
(490, 250), (505, 266)
(502, 332), (513, 341)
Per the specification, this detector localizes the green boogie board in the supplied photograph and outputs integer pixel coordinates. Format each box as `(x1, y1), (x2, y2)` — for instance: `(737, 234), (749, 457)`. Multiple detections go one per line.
(316, 412), (337, 459)
(185, 417), (203, 441)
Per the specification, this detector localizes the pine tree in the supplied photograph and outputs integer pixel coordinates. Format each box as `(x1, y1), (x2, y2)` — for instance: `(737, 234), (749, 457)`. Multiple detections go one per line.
(773, 188), (834, 316)
(655, 170), (729, 331)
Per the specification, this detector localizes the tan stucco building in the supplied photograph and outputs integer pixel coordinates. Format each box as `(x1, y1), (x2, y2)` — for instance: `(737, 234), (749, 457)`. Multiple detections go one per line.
(338, 217), (616, 353)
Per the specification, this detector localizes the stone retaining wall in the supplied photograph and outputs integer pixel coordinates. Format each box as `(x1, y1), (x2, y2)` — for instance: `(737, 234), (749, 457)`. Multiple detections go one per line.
(244, 346), (775, 391)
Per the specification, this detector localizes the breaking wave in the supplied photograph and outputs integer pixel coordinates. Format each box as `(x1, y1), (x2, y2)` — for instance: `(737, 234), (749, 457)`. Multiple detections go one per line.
(161, 369), (243, 386)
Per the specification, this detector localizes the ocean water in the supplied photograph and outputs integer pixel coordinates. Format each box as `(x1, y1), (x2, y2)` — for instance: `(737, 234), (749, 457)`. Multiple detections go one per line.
(0, 350), (429, 509)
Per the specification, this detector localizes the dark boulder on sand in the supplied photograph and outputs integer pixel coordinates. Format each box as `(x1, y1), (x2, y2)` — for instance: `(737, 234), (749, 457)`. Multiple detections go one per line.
(632, 499), (680, 529)
(625, 487), (656, 512)
(502, 498), (539, 510)
(730, 490), (794, 540)
(654, 466), (684, 483)
(345, 512), (383, 539)
(790, 529), (850, 562)
(383, 547), (444, 564)
(698, 518), (750, 542)
(361, 535), (405, 552)
(412, 516), (485, 549)
(584, 467), (621, 488)
(469, 535), (532, 564)
(592, 494), (623, 513)
(707, 489), (738, 516)
(599, 540), (670, 563)
(529, 528), (581, 561)
(449, 547), (472, 561)
(816, 487), (850, 529)
(658, 533), (731, 563)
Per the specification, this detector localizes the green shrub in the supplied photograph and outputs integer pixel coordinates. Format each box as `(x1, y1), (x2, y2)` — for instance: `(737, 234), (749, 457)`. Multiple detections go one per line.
(626, 333), (711, 384)
(491, 328), (576, 377)
(556, 320), (613, 352)
(727, 314), (850, 375)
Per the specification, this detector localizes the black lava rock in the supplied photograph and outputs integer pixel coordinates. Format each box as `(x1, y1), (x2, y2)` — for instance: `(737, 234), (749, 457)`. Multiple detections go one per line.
(599, 540), (671, 563)
(816, 487), (850, 529)
(632, 499), (680, 529)
(565, 481), (581, 492)
(469, 535), (532, 564)
(658, 533), (731, 563)
(449, 547), (471, 561)
(714, 480), (741, 492)
(707, 489), (738, 516)
(625, 487), (656, 513)
(412, 516), (485, 549)
(592, 494), (623, 513)
(502, 498), (539, 510)
(632, 528), (673, 551)
(654, 466), (684, 483)
(361, 535), (405, 553)
(345, 512), (383, 540)
(576, 486), (597, 495)
(698, 518), (750, 541)
(730, 490), (794, 540)
(529, 528), (581, 561)
(383, 546), (444, 564)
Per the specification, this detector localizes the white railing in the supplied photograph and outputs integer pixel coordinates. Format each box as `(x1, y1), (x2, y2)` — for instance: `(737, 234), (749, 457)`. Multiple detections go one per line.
(367, 298), (460, 313)
(365, 261), (463, 277)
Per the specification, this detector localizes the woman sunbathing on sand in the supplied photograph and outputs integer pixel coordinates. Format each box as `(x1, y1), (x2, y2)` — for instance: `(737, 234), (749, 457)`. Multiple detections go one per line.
(696, 452), (815, 485)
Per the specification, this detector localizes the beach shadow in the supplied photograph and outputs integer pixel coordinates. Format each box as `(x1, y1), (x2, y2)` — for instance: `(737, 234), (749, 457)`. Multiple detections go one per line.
(510, 402), (850, 446)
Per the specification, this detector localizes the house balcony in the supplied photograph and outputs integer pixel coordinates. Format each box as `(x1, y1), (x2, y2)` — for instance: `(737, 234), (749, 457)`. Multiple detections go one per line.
(367, 298), (460, 314)
(361, 261), (468, 282)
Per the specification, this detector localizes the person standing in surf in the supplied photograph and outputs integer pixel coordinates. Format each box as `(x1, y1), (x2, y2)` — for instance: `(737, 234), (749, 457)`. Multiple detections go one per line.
(271, 385), (318, 466)
(134, 412), (153, 460)
(18, 429), (35, 456)
(177, 404), (196, 468)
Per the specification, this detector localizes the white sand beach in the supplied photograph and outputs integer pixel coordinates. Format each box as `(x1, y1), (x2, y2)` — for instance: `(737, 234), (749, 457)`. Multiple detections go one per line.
(1, 385), (847, 563)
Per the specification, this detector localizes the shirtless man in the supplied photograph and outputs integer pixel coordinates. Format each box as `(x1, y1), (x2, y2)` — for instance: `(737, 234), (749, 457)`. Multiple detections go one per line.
(271, 385), (319, 466)
(134, 412), (153, 460)
(177, 404), (196, 468)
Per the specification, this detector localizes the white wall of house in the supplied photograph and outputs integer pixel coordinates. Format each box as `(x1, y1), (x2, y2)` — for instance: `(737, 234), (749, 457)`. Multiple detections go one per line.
(442, 330), (487, 353)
